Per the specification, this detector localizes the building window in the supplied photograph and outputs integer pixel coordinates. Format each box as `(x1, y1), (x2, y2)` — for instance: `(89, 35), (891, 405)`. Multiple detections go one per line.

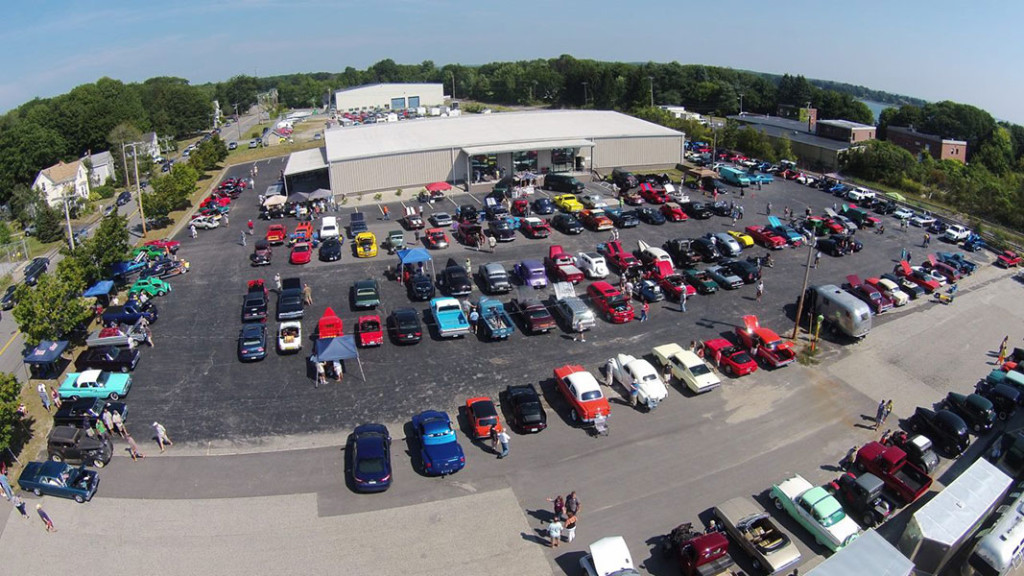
(512, 151), (537, 173)
(550, 148), (574, 173)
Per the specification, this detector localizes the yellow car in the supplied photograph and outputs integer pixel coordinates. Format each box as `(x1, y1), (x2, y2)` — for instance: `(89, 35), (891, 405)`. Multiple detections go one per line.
(727, 230), (755, 247)
(553, 194), (584, 213)
(355, 232), (378, 258)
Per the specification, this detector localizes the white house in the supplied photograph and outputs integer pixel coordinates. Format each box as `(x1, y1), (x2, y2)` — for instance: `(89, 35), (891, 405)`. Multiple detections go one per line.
(140, 132), (161, 159)
(83, 151), (116, 186)
(33, 160), (91, 207)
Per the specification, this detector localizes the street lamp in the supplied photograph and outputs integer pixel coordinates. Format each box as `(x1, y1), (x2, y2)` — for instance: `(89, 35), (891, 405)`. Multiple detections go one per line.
(449, 71), (456, 100)
(738, 93), (744, 115)
(648, 76), (655, 108)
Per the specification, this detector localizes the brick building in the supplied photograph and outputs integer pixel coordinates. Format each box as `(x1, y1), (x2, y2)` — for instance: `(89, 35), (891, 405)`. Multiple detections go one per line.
(885, 126), (967, 163)
(815, 119), (876, 143)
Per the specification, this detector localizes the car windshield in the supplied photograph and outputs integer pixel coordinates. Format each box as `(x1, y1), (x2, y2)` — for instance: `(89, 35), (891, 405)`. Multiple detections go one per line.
(358, 240), (373, 249)
(527, 307), (548, 319)
(580, 390), (603, 401)
(356, 457), (386, 475)
(493, 221), (511, 230)
(817, 507), (847, 527)
(356, 289), (376, 298)
(606, 295), (627, 308)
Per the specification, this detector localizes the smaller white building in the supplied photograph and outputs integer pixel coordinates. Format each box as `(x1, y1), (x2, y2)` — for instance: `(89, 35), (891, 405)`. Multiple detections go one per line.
(33, 160), (91, 207)
(335, 83), (444, 112)
(659, 105), (707, 124)
(140, 132), (161, 159)
(83, 151), (116, 186)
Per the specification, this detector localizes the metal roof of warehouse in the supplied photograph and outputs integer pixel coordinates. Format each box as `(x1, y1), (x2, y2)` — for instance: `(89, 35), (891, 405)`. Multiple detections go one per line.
(728, 115), (852, 152)
(283, 147), (328, 176)
(324, 110), (681, 163)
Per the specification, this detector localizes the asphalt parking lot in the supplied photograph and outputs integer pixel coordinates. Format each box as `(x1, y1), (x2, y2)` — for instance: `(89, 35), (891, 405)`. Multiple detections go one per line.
(124, 163), (988, 443)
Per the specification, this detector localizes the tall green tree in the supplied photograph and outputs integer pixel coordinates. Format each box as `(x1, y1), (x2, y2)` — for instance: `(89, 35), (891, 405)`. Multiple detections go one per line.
(0, 372), (21, 455)
(12, 272), (93, 345)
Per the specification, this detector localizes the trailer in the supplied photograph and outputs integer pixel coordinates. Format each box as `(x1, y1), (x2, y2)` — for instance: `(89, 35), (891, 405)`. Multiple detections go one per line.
(805, 530), (913, 576)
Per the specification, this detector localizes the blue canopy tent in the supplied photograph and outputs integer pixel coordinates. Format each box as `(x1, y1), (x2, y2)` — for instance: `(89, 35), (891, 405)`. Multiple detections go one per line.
(24, 340), (69, 378)
(396, 247), (435, 281)
(310, 335), (365, 381)
(84, 280), (115, 306)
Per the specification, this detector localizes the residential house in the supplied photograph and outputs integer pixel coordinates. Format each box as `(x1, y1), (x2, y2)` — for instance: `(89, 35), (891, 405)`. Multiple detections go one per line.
(83, 151), (116, 186)
(33, 160), (91, 207)
(140, 132), (161, 159)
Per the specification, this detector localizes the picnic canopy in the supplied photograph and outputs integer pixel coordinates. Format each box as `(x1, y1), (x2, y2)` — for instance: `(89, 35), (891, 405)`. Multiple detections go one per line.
(262, 195), (287, 208)
(311, 335), (365, 381)
(286, 191), (310, 203)
(308, 188), (333, 201)
(24, 339), (69, 377)
(83, 280), (114, 298)
(396, 247), (435, 280)
(424, 181), (452, 192)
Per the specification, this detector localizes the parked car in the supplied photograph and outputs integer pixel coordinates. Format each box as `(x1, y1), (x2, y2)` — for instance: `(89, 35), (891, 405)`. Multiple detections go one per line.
(346, 423), (392, 492)
(705, 264), (743, 290)
(713, 497), (801, 574)
(942, 392), (996, 433)
(411, 410), (465, 476)
(702, 338), (758, 377)
(826, 472), (894, 528)
(553, 364), (610, 425)
(881, 432), (940, 476)
(58, 370), (132, 401)
(587, 281), (633, 323)
(438, 259), (472, 297)
(0, 284), (17, 310)
(18, 461), (99, 503)
(550, 213), (584, 234)
(238, 323), (267, 361)
(652, 343), (721, 393)
(355, 315), (383, 348)
(406, 272), (435, 301)
(429, 212), (453, 227)
(908, 407), (970, 456)
(513, 259), (548, 289)
(352, 279), (381, 309)
(47, 426), (112, 468)
(606, 353), (669, 410)
(465, 397), (504, 439)
(478, 263), (512, 294)
(735, 315), (796, 368)
(770, 474), (860, 552)
(318, 237), (343, 262)
(387, 307), (422, 344)
(576, 252), (609, 279)
(423, 228), (449, 250)
(509, 297), (556, 334)
(74, 346), (140, 373)
(520, 217), (551, 239)
(505, 384), (547, 433)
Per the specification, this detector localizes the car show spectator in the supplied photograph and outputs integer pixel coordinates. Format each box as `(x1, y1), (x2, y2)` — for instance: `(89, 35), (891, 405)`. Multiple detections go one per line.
(152, 422), (174, 452)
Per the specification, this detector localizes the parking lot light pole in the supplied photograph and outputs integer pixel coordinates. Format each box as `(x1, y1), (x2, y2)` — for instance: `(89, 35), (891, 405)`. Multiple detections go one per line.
(791, 241), (816, 340)
(648, 76), (654, 107)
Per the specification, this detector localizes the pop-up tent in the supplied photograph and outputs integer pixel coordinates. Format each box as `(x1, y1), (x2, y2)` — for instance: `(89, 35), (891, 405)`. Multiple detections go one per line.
(24, 340), (69, 378)
(262, 195), (287, 208)
(287, 191), (310, 203)
(311, 335), (364, 381)
(308, 188), (333, 201)
(84, 280), (115, 307)
(396, 247), (435, 281)
(424, 181), (452, 193)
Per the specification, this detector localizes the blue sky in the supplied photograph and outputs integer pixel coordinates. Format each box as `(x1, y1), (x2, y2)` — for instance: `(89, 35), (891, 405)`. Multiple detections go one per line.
(3, 0), (1022, 123)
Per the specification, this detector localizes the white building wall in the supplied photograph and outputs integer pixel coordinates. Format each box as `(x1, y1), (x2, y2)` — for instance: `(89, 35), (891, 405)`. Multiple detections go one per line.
(331, 148), (456, 194)
(335, 84), (445, 112)
(591, 136), (683, 169)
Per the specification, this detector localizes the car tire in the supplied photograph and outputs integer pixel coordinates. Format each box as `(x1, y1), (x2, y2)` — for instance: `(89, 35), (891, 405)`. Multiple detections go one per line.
(94, 459), (105, 469)
(33, 488), (41, 496)
(50, 453), (63, 463)
(772, 497), (783, 510)
(157, 290), (166, 296)
(973, 423), (982, 433)
(724, 365), (733, 376)
(570, 409), (579, 423)
(109, 393), (120, 401)
(864, 513), (876, 527)
(74, 494), (84, 503)
(751, 559), (762, 571)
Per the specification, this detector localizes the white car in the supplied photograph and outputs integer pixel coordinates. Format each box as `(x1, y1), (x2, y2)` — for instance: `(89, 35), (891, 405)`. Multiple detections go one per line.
(606, 353), (668, 409)
(943, 224), (971, 242)
(580, 536), (639, 576)
(190, 215), (220, 229)
(893, 207), (914, 220)
(579, 193), (609, 209)
(910, 214), (936, 227)
(576, 252), (610, 279)
(770, 474), (860, 553)
(277, 321), (302, 353)
(665, 183), (689, 203)
(872, 277), (909, 307)
(651, 343), (721, 393)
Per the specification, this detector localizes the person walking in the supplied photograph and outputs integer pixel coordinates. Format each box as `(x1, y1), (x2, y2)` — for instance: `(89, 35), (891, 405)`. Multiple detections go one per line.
(547, 517), (564, 547)
(874, 400), (886, 430)
(274, 273), (282, 292)
(152, 421), (173, 452)
(563, 513), (577, 543)
(573, 319), (586, 343)
(766, 201), (772, 215)
(125, 434), (145, 460)
(11, 494), (28, 519)
(813, 251), (821, 268)
(37, 382), (50, 412)
(998, 336), (1010, 365)
(94, 418), (109, 440)
(464, 257), (471, 272)
(738, 205), (744, 219)
(489, 425), (500, 453)
(883, 399), (894, 423)
(604, 359), (615, 387)
(101, 409), (115, 438)
(36, 504), (56, 532)
(469, 306), (480, 335)
(679, 289), (687, 313)
(302, 283), (313, 306)
(190, 224), (197, 239)
(924, 233), (930, 247)
(755, 279), (764, 303)
(240, 230), (247, 246)
(223, 214), (229, 227)
(629, 380), (639, 407)
(639, 301), (649, 322)
(382, 205), (390, 221)
(547, 495), (566, 521)
(497, 428), (510, 459)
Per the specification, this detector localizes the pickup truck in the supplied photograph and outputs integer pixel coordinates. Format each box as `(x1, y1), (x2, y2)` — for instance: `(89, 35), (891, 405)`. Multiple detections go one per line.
(430, 297), (470, 338)
(242, 279), (269, 322)
(855, 441), (933, 505)
(663, 523), (736, 576)
(102, 301), (157, 326)
(477, 297), (514, 340)
(545, 245), (584, 284)
(826, 472), (894, 528)
(734, 315), (795, 369)
(17, 461), (99, 503)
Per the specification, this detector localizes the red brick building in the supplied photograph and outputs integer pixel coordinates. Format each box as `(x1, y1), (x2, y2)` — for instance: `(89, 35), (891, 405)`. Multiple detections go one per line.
(885, 126), (967, 163)
(815, 119), (876, 143)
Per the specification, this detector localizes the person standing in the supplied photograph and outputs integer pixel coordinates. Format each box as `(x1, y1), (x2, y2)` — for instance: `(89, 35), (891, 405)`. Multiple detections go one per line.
(766, 201), (772, 215)
(489, 425), (499, 453)
(223, 214), (229, 227)
(629, 380), (639, 407)
(0, 470), (13, 500)
(813, 251), (821, 268)
(274, 273), (282, 292)
(11, 494), (28, 519)
(639, 301), (649, 322)
(547, 517), (563, 548)
(573, 319), (586, 343)
(190, 224), (197, 239)
(756, 280), (764, 303)
(247, 219), (254, 235)
(94, 418), (109, 440)
(302, 283), (313, 306)
(566, 491), (580, 518)
(49, 386), (61, 409)
(884, 399), (894, 423)
(497, 428), (510, 459)
(679, 289), (687, 313)
(604, 359), (614, 387)
(563, 513), (577, 543)
(315, 361), (326, 388)
(37, 382), (50, 412)
(382, 205), (390, 220)
(101, 409), (115, 438)
(547, 495), (566, 521)
(738, 205), (744, 219)
(469, 306), (480, 335)
(464, 257), (471, 273)
(110, 410), (126, 438)
(998, 336), (1009, 365)
(36, 504), (56, 532)
(152, 421), (173, 452)
(874, 400), (886, 430)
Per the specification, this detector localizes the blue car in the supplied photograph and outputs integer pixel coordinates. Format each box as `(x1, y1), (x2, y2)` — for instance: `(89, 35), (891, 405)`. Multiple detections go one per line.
(18, 461), (99, 503)
(962, 234), (987, 252)
(411, 410), (465, 477)
(531, 197), (555, 215)
(348, 423), (392, 492)
(238, 323), (267, 361)
(936, 251), (977, 275)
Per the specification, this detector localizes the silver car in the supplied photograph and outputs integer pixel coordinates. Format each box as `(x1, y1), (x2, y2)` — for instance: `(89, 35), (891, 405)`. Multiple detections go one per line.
(705, 265), (743, 290)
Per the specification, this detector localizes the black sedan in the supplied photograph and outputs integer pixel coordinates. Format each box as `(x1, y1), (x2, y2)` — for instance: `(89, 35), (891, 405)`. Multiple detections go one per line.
(550, 213), (584, 234)
(531, 197), (555, 215)
(388, 308), (422, 344)
(346, 423), (392, 492)
(682, 201), (713, 219)
(637, 207), (666, 225)
(943, 392), (996, 433)
(691, 237), (721, 262)
(505, 384), (548, 433)
(74, 346), (140, 373)
(438, 260), (472, 297)
(909, 407), (970, 457)
(319, 237), (343, 262)
(723, 259), (761, 284)
(608, 209), (640, 228)
(238, 323), (267, 361)
(406, 273), (435, 301)
(1, 284), (17, 310)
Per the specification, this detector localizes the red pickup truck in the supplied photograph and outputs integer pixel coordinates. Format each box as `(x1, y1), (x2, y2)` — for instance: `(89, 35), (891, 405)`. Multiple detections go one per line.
(734, 315), (795, 369)
(744, 225), (787, 250)
(597, 240), (640, 275)
(855, 441), (933, 505)
(664, 523), (736, 576)
(545, 245), (584, 284)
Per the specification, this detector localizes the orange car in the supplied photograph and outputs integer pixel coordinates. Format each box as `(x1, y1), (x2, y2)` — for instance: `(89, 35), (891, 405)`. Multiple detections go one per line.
(554, 365), (610, 424)
(265, 224), (287, 245)
(293, 221), (314, 243)
(465, 397), (503, 439)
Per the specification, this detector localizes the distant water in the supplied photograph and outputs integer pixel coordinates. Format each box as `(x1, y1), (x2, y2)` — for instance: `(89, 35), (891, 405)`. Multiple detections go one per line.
(859, 99), (895, 124)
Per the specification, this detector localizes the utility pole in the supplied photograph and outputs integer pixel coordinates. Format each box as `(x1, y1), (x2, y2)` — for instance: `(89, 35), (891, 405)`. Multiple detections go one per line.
(738, 93), (744, 115)
(234, 103), (241, 140)
(648, 76), (655, 108)
(449, 71), (456, 100)
(791, 242), (816, 339)
(61, 190), (75, 251)
(126, 142), (147, 236)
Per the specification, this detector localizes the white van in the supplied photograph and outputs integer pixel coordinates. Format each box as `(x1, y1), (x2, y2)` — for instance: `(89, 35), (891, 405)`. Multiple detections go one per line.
(319, 216), (340, 240)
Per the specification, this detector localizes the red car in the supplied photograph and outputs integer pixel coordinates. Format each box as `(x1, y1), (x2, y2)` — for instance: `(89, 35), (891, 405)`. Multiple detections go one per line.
(520, 217), (551, 239)
(423, 228), (449, 249)
(638, 183), (668, 204)
(734, 315), (796, 369)
(845, 274), (893, 314)
(660, 202), (688, 222)
(553, 365), (610, 425)
(266, 225), (287, 245)
(144, 238), (180, 254)
(784, 170), (802, 180)
(648, 261), (696, 301)
(356, 315), (383, 347)
(200, 195), (231, 209)
(545, 245), (584, 284)
(579, 209), (614, 231)
(465, 397), (503, 439)
(822, 218), (847, 234)
(597, 240), (640, 275)
(893, 261), (940, 293)
(703, 338), (758, 377)
(289, 242), (312, 265)
(744, 225), (787, 250)
(587, 281), (634, 323)
(997, 250), (1022, 268)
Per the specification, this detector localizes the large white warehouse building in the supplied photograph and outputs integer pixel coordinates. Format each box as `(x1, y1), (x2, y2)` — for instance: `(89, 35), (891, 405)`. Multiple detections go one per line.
(334, 83), (445, 112)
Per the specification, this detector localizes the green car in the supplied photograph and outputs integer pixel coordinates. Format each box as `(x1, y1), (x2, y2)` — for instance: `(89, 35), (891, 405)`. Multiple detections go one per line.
(132, 245), (166, 259)
(682, 268), (719, 295)
(386, 230), (405, 251)
(129, 277), (172, 298)
(770, 474), (860, 552)
(352, 279), (380, 309)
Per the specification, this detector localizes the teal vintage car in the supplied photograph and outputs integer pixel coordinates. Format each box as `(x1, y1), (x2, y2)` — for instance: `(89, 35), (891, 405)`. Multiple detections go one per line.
(59, 369), (132, 400)
(18, 461), (99, 503)
(129, 277), (172, 298)
(770, 474), (860, 552)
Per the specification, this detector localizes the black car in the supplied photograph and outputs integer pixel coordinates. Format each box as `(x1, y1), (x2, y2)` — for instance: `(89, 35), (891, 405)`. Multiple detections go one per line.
(238, 323), (267, 361)
(505, 384), (548, 433)
(139, 258), (185, 279)
(116, 190), (133, 206)
(608, 209), (640, 228)
(637, 207), (666, 225)
(407, 272), (435, 301)
(663, 238), (702, 267)
(909, 407), (970, 457)
(873, 201), (897, 215)
(47, 426), (111, 468)
(24, 257), (49, 286)
(976, 383), (1021, 420)
(388, 307), (422, 344)
(710, 200), (732, 217)
(458, 204), (479, 223)
(550, 213), (584, 235)
(815, 237), (847, 257)
(347, 423), (393, 492)
(243, 288), (269, 322)
(691, 238), (721, 262)
(531, 197), (555, 215)
(1, 284), (18, 310)
(722, 259), (761, 284)
(438, 259), (472, 297)
(319, 237), (343, 262)
(682, 201), (713, 219)
(53, 398), (128, 429)
(487, 218), (516, 242)
(250, 239), (273, 266)
(943, 392), (996, 433)
(74, 346), (140, 373)
(485, 203), (510, 221)
(612, 168), (638, 190)
(927, 220), (950, 235)
(276, 277), (304, 320)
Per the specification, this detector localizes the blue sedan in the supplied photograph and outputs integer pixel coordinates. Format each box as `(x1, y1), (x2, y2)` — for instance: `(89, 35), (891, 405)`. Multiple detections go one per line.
(18, 461), (99, 503)
(411, 410), (465, 477)
(238, 323), (267, 361)
(348, 423), (393, 492)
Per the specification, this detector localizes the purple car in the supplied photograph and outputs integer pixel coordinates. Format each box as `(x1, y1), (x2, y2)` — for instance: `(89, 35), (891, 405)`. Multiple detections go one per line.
(514, 259), (548, 289)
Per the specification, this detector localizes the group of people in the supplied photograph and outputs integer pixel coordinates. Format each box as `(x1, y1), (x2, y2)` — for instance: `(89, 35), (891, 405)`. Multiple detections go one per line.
(873, 399), (895, 430)
(545, 491), (581, 547)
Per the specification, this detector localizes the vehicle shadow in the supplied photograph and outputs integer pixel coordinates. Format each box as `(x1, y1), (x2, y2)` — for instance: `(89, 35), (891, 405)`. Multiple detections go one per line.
(553, 551), (587, 575)
(538, 377), (578, 430)
(401, 421), (426, 477)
